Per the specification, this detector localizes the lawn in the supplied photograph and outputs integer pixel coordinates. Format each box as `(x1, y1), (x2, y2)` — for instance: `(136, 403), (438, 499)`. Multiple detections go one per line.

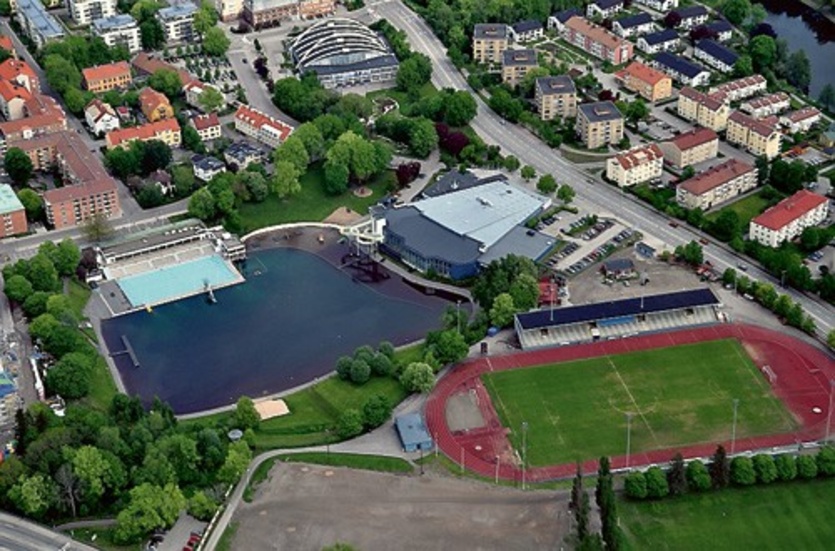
(237, 163), (395, 233)
(367, 82), (437, 114)
(482, 339), (796, 467)
(706, 191), (771, 227)
(621, 478), (835, 550)
(277, 452), (413, 473)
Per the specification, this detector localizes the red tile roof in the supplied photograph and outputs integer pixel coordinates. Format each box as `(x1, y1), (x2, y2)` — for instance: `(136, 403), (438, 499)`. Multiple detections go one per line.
(0, 93), (66, 138)
(785, 106), (820, 123)
(138, 87), (170, 114)
(709, 74), (766, 96)
(669, 127), (718, 151)
(679, 86), (725, 112)
(131, 52), (194, 87)
(82, 61), (131, 85)
(107, 119), (180, 147)
(678, 158), (754, 196)
(613, 143), (663, 170)
(0, 36), (13, 54)
(190, 112), (219, 131)
(751, 190), (828, 231)
(565, 17), (626, 51)
(0, 79), (30, 102)
(619, 61), (669, 86)
(234, 105), (293, 141)
(0, 59), (37, 88)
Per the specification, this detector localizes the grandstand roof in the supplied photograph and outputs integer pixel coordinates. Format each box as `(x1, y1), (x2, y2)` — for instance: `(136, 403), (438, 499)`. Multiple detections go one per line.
(515, 288), (719, 330)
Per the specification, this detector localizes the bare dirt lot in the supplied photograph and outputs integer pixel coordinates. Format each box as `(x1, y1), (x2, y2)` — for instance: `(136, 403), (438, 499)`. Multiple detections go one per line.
(232, 462), (568, 551)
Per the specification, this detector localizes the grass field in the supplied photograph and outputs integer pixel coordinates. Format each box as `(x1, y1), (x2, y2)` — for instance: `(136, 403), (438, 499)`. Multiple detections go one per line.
(482, 339), (795, 466)
(706, 191), (771, 228)
(621, 478), (835, 550)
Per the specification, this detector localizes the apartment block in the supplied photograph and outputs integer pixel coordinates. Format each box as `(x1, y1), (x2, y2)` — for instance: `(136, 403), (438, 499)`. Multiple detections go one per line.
(472, 24), (509, 64)
(534, 75), (577, 120)
(658, 127), (718, 169)
(15, 0), (65, 48)
(157, 2), (198, 44)
(92, 15), (142, 54)
(0, 80), (30, 120)
(676, 87), (730, 132)
(234, 104), (293, 148)
(0, 93), (67, 156)
(726, 110), (781, 159)
(501, 49), (537, 87)
(708, 75), (767, 102)
(0, 58), (40, 92)
(562, 17), (633, 65)
(82, 61), (132, 94)
(653, 52), (710, 87)
(693, 39), (738, 74)
(84, 99), (120, 136)
(68, 0), (116, 26)
(615, 61), (671, 103)
(106, 118), (182, 149)
(749, 190), (829, 247)
(675, 158), (757, 210)
(605, 143), (664, 187)
(576, 101), (624, 149)
(0, 184), (29, 238)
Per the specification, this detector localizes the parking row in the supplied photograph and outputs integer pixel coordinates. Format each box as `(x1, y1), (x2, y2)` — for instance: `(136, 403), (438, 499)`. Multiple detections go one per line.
(561, 228), (635, 277)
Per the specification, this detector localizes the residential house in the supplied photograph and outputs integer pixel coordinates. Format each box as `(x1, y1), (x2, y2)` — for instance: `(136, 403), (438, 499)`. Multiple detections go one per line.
(601, 257), (635, 279)
(106, 118), (182, 149)
(676, 87), (729, 131)
(131, 52), (194, 86)
(224, 141), (264, 170)
(612, 13), (655, 39)
(605, 143), (664, 187)
(534, 75), (577, 120)
(694, 39), (738, 74)
(740, 92), (791, 118)
(670, 6), (709, 30)
(243, 0), (336, 29)
(509, 20), (544, 43)
(637, 29), (679, 55)
(472, 24), (509, 64)
(0, 184), (28, 237)
(586, 0), (624, 20)
(780, 107), (821, 134)
(189, 112), (221, 142)
(0, 81), (30, 120)
(576, 101), (624, 149)
(82, 61), (132, 93)
(0, 59), (39, 92)
(148, 169), (174, 195)
(727, 110), (782, 159)
(139, 87), (174, 122)
(653, 52), (711, 87)
(705, 19), (733, 42)
(658, 127), (719, 169)
(633, 0), (678, 11)
(68, 0), (116, 26)
(547, 9), (581, 32)
(820, 121), (835, 150)
(563, 17), (633, 65)
(675, 158), (757, 210)
(708, 74), (767, 102)
(92, 14), (142, 54)
(615, 61), (672, 102)
(84, 99), (120, 136)
(749, 190), (829, 247)
(15, 0), (65, 48)
(216, 0), (244, 21)
(157, 1), (198, 44)
(501, 49), (538, 87)
(234, 104), (293, 148)
(184, 80), (226, 111)
(192, 154), (227, 182)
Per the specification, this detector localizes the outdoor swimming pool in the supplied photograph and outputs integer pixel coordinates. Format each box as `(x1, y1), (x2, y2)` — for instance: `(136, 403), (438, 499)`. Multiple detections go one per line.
(116, 255), (242, 308)
(101, 247), (453, 413)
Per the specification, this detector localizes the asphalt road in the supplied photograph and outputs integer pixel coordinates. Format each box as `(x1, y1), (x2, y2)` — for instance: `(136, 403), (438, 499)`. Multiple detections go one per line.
(0, 512), (98, 551)
(370, 0), (835, 336)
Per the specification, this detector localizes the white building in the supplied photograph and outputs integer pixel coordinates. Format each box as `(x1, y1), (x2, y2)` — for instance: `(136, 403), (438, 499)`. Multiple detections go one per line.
(671, 6), (709, 30)
(509, 20), (544, 43)
(633, 0), (678, 11)
(693, 39), (738, 74)
(15, 0), (65, 48)
(192, 154), (227, 182)
(92, 14), (142, 53)
(637, 29), (679, 55)
(586, 0), (624, 19)
(780, 107), (822, 134)
(708, 75), (767, 102)
(216, 0), (244, 21)
(749, 191), (829, 248)
(189, 112), (222, 142)
(740, 92), (791, 118)
(157, 2), (198, 44)
(547, 9), (581, 32)
(612, 13), (655, 39)
(184, 80), (226, 111)
(85, 99), (120, 136)
(653, 52), (711, 87)
(68, 0), (116, 26)
(234, 104), (293, 148)
(605, 143), (664, 188)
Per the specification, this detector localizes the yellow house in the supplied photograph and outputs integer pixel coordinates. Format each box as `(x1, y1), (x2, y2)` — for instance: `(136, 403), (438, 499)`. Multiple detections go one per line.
(139, 87), (174, 122)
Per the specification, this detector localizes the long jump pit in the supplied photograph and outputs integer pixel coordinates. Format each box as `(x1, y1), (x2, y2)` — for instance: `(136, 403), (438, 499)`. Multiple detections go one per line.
(426, 323), (835, 482)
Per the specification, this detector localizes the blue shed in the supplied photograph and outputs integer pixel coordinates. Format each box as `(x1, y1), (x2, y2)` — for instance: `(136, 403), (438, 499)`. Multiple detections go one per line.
(395, 413), (434, 452)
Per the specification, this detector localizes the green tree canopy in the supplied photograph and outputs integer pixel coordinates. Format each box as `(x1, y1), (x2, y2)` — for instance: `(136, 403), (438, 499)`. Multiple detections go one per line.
(399, 362), (435, 393)
(273, 136), (310, 172)
(148, 69), (182, 99)
(203, 27), (231, 57)
(197, 86), (225, 113)
(4, 147), (33, 186)
(115, 483), (185, 544)
(270, 161), (302, 199)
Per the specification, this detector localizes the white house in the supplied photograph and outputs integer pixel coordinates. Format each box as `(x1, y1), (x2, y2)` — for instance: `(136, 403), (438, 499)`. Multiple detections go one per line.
(192, 154), (227, 182)
(653, 52), (711, 87)
(693, 39), (739, 74)
(780, 107), (821, 134)
(84, 99), (120, 136)
(184, 80), (226, 111)
(671, 6), (709, 30)
(634, 0), (678, 11)
(612, 12), (655, 39)
(749, 191), (829, 248)
(509, 20), (544, 43)
(637, 29), (679, 55)
(547, 9), (581, 32)
(586, 0), (624, 19)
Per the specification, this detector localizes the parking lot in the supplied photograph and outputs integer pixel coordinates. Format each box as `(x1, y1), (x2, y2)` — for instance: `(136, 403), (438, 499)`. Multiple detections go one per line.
(232, 462), (567, 551)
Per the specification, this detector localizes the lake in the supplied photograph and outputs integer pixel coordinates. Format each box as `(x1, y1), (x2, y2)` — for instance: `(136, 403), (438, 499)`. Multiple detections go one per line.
(101, 246), (454, 414)
(756, 0), (835, 97)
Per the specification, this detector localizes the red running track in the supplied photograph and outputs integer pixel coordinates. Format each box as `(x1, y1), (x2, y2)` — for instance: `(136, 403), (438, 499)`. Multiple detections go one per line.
(424, 324), (835, 482)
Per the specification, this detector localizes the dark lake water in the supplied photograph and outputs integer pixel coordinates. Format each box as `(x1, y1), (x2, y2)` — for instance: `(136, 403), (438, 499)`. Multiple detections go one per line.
(756, 0), (835, 97)
(101, 247), (452, 414)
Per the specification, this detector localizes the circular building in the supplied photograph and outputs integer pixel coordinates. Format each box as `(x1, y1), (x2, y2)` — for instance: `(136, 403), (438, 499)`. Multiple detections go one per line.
(289, 18), (399, 89)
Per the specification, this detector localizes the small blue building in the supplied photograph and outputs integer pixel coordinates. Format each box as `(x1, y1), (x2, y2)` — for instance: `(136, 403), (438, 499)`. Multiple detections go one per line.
(395, 413), (434, 452)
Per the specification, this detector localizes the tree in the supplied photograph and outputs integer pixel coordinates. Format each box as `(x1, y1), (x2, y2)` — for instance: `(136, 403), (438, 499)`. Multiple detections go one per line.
(105, 147), (140, 180)
(444, 91), (478, 127)
(396, 55), (432, 94)
(52, 240), (81, 276)
(114, 483), (186, 544)
(218, 441), (252, 484)
(323, 160), (350, 195)
(624, 99), (649, 125)
(17, 189), (42, 222)
(425, 329), (468, 366)
(182, 125), (205, 153)
(362, 394), (392, 429)
(172, 165), (196, 197)
(828, 330), (835, 350)
(817, 446), (835, 476)
(749, 35), (776, 73)
(686, 459), (712, 491)
(197, 86), (225, 113)
(710, 445), (730, 488)
(10, 474), (55, 520)
(234, 396), (260, 430)
(557, 184), (576, 204)
(141, 19), (165, 50)
(399, 362), (435, 393)
(3, 275), (33, 304)
(503, 155), (520, 172)
(520, 165), (536, 181)
(4, 147), (33, 186)
(407, 117), (439, 158)
(47, 353), (93, 399)
(668, 453), (687, 496)
(187, 187), (216, 221)
(203, 27), (231, 57)
(270, 161), (302, 199)
(624, 472), (647, 499)
(730, 456), (756, 485)
(786, 49), (811, 91)
(537, 174), (557, 194)
(664, 11), (682, 28)
(489, 293), (516, 328)
(0, 0), (11, 16)
(733, 54), (754, 78)
(43, 55), (81, 95)
(722, 0), (751, 26)
(148, 69), (183, 101)
(349, 359), (371, 384)
(336, 409), (364, 439)
(819, 84), (835, 112)
(293, 123), (326, 161)
(141, 140), (173, 173)
(273, 136), (309, 172)
(676, 241), (704, 266)
(188, 491), (216, 521)
(473, 255), (539, 310)
(711, 210), (741, 242)
(27, 254), (59, 293)
(644, 466), (669, 499)
(796, 454), (818, 479)
(752, 454), (778, 484)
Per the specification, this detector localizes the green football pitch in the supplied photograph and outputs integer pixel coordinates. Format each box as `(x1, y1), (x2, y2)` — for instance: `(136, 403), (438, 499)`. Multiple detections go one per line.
(621, 478), (835, 550)
(481, 339), (796, 467)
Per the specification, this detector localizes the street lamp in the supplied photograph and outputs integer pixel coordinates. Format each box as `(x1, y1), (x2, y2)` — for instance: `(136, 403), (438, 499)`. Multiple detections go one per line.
(625, 412), (633, 470)
(731, 398), (739, 455)
(781, 270), (787, 288)
(826, 380), (835, 443)
(420, 446), (424, 475)
(521, 421), (529, 490)
(456, 300), (462, 334)
(495, 455), (500, 485)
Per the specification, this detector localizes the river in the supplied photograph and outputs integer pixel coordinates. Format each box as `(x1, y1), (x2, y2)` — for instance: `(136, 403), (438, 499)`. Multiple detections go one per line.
(756, 0), (835, 97)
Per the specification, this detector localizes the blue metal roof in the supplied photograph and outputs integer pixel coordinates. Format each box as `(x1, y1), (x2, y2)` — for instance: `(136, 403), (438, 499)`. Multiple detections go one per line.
(643, 28), (678, 45)
(616, 12), (653, 29)
(395, 413), (432, 447)
(654, 52), (708, 78)
(696, 39), (739, 66)
(516, 288), (719, 330)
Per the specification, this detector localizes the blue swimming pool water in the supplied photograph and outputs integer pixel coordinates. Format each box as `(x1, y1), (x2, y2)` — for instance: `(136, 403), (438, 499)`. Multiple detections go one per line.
(117, 255), (241, 308)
